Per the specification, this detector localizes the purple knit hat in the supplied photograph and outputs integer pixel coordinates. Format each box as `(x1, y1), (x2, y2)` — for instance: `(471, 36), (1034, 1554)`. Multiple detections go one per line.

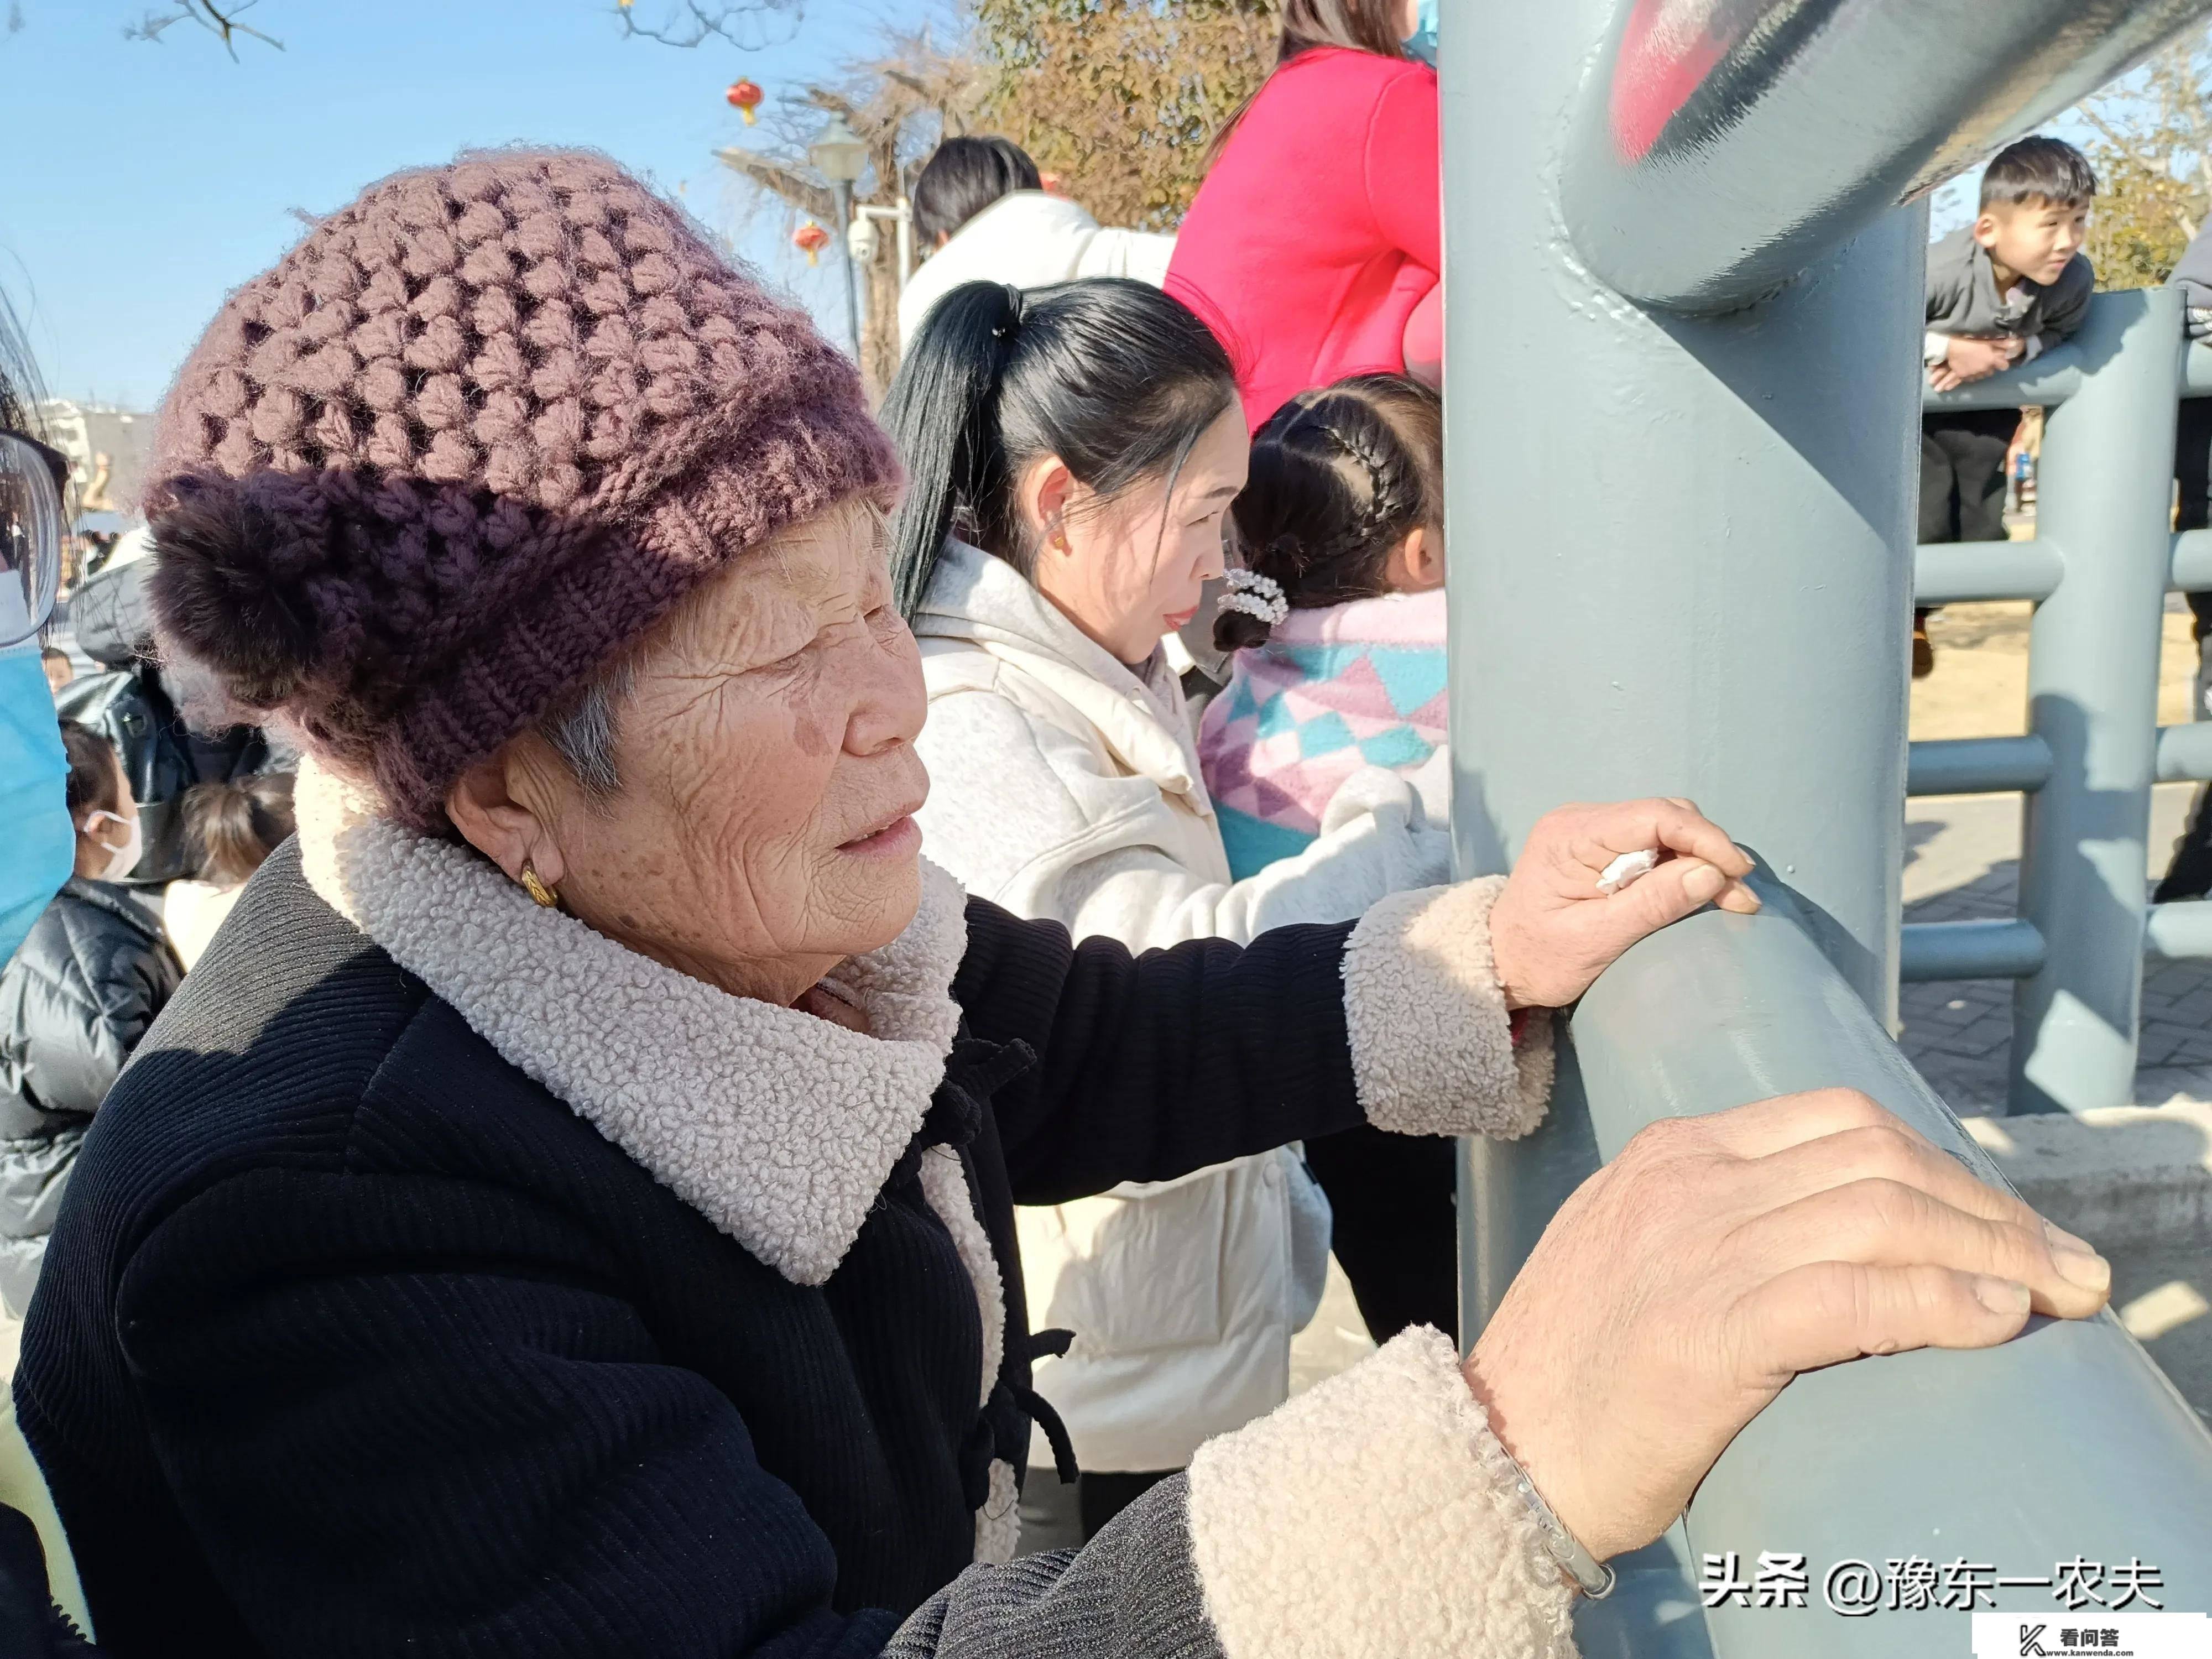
(145, 148), (899, 832)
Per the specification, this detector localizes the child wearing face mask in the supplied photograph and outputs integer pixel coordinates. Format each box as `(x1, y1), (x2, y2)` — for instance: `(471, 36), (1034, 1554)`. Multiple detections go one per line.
(0, 720), (182, 1317)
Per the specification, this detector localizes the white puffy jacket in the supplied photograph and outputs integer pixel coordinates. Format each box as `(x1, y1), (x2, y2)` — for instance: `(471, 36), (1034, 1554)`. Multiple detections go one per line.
(897, 192), (1177, 349)
(910, 539), (1452, 1474)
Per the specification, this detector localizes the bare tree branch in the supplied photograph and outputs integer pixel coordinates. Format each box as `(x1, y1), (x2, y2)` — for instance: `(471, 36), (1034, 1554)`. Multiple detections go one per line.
(616, 1), (802, 52)
(2078, 26), (2212, 286)
(126, 0), (282, 58)
(712, 148), (834, 220)
(2079, 104), (2166, 176)
(705, 22), (988, 394)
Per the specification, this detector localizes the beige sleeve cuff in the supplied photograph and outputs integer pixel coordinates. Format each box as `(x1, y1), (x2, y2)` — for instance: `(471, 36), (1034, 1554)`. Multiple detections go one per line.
(1186, 1327), (1579, 1659)
(1339, 877), (1555, 1139)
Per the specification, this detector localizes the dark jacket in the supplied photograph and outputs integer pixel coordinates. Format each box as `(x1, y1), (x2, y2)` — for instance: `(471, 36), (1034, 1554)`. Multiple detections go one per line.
(53, 561), (272, 888)
(1924, 224), (2094, 356)
(0, 878), (180, 1317)
(2171, 224), (2212, 335)
(15, 843), (1369, 1657)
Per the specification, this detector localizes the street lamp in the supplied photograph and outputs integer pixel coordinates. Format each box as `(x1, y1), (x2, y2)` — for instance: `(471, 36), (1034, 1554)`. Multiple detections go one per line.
(808, 113), (868, 359)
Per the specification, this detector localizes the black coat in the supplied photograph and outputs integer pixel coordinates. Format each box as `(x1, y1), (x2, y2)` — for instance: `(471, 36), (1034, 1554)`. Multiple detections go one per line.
(55, 560), (273, 888)
(0, 878), (180, 1316)
(17, 843), (1364, 1658)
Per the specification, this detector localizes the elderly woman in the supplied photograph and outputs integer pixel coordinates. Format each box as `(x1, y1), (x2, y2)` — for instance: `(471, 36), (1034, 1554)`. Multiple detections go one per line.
(15, 154), (2111, 1659)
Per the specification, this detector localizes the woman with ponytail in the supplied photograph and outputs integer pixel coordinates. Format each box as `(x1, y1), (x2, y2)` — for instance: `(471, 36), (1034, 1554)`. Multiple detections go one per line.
(886, 279), (1452, 1540)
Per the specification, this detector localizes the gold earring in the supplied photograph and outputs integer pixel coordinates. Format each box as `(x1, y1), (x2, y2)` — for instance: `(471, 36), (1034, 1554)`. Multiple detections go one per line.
(519, 863), (559, 909)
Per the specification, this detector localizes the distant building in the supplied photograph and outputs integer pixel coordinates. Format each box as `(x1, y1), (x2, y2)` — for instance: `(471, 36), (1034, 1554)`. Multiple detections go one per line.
(36, 399), (154, 526)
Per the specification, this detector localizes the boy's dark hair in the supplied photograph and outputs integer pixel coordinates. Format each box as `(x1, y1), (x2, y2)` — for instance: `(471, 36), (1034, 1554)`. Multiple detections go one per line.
(1217, 374), (1442, 653)
(183, 771), (296, 888)
(881, 278), (1239, 618)
(58, 719), (119, 821)
(911, 137), (1043, 245)
(1980, 136), (2098, 211)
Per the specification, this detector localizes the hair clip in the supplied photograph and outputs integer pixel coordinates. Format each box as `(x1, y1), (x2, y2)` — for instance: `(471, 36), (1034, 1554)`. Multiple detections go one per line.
(1220, 567), (1288, 627)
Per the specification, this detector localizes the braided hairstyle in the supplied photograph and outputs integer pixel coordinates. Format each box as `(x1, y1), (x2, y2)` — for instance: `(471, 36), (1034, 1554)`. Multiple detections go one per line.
(1218, 373), (1442, 651)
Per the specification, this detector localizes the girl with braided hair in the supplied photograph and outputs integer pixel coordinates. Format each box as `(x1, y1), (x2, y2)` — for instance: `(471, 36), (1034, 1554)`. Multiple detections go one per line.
(1197, 374), (1458, 1351)
(1202, 374), (1449, 879)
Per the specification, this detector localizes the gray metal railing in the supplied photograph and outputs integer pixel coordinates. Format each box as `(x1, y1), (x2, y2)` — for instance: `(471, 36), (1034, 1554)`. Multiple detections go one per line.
(1469, 879), (2212, 1658)
(1906, 298), (2212, 1113)
(1443, 0), (2212, 1649)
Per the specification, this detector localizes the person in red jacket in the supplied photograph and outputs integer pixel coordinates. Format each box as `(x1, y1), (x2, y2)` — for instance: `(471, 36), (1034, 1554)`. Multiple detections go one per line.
(1167, 0), (1439, 431)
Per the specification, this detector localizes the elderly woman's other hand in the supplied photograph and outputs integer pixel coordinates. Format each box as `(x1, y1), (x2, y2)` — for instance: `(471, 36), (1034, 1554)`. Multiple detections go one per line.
(1463, 1088), (2113, 1564)
(1489, 797), (1759, 1010)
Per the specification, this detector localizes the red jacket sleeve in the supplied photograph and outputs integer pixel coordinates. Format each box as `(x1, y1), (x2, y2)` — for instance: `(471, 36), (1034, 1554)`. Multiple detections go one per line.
(1363, 66), (1442, 275)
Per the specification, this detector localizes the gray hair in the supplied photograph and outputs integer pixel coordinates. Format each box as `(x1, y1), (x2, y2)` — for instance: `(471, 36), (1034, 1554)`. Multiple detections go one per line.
(538, 654), (635, 802)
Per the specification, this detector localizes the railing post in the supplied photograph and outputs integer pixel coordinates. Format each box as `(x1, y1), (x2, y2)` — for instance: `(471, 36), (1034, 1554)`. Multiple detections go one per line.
(1443, 5), (1923, 1634)
(1444, 0), (1925, 1313)
(2009, 288), (2184, 1113)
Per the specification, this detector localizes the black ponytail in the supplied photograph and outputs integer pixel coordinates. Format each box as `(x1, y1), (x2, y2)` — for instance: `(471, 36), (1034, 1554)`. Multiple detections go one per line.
(881, 277), (1238, 619)
(1217, 373), (1442, 653)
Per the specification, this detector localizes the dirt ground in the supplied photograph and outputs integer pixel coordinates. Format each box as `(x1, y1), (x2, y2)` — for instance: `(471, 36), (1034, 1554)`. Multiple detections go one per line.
(1912, 598), (2200, 742)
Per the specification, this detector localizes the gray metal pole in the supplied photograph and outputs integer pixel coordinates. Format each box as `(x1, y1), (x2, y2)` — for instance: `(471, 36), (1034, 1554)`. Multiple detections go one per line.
(2009, 289), (2186, 1113)
(833, 178), (863, 359)
(1446, 6), (1916, 1635)
(1574, 891), (2212, 1657)
(1562, 0), (2212, 313)
(1443, 3), (1919, 1021)
(1443, 3), (2212, 1645)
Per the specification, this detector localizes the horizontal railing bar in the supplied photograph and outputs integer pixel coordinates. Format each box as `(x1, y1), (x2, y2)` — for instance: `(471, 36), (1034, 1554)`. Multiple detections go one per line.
(1898, 918), (2046, 983)
(1915, 344), (2211, 418)
(1906, 735), (2052, 796)
(2172, 528), (2212, 593)
(1922, 350), (2084, 413)
(2156, 722), (2212, 783)
(2146, 899), (2212, 959)
(1914, 539), (2063, 604)
(1568, 889), (2212, 1648)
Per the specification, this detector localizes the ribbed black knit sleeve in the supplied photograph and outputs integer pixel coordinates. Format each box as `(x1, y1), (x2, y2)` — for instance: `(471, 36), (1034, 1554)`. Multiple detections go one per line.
(114, 1159), (1238, 1659)
(948, 899), (1364, 1206)
(116, 1160), (905, 1659)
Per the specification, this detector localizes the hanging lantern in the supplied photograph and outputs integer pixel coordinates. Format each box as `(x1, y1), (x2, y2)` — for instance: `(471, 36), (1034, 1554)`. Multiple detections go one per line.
(792, 221), (831, 265)
(727, 79), (764, 124)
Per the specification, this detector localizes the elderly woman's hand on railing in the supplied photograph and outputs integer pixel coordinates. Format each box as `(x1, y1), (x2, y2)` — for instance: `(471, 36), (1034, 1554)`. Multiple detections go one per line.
(1489, 797), (1760, 1010)
(1463, 1087), (2112, 1564)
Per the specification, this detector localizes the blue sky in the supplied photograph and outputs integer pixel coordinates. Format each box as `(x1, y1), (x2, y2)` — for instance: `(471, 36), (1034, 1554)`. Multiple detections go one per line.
(1, 0), (920, 409)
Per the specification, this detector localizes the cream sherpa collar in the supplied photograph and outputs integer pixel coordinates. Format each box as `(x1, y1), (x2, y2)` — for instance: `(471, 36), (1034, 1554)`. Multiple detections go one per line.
(293, 760), (971, 1287)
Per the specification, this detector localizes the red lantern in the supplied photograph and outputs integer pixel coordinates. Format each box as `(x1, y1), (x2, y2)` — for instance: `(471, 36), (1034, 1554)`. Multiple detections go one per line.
(727, 79), (764, 125)
(792, 221), (831, 266)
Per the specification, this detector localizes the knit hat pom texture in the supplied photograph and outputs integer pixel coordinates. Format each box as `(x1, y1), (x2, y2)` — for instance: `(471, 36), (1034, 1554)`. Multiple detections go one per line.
(145, 148), (899, 831)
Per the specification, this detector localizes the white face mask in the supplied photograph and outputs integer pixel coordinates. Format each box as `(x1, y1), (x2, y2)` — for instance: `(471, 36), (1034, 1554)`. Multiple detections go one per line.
(82, 807), (143, 882)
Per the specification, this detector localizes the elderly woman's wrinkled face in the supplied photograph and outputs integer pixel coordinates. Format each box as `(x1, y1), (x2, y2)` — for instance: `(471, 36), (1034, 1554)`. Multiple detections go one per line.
(474, 498), (930, 1006)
